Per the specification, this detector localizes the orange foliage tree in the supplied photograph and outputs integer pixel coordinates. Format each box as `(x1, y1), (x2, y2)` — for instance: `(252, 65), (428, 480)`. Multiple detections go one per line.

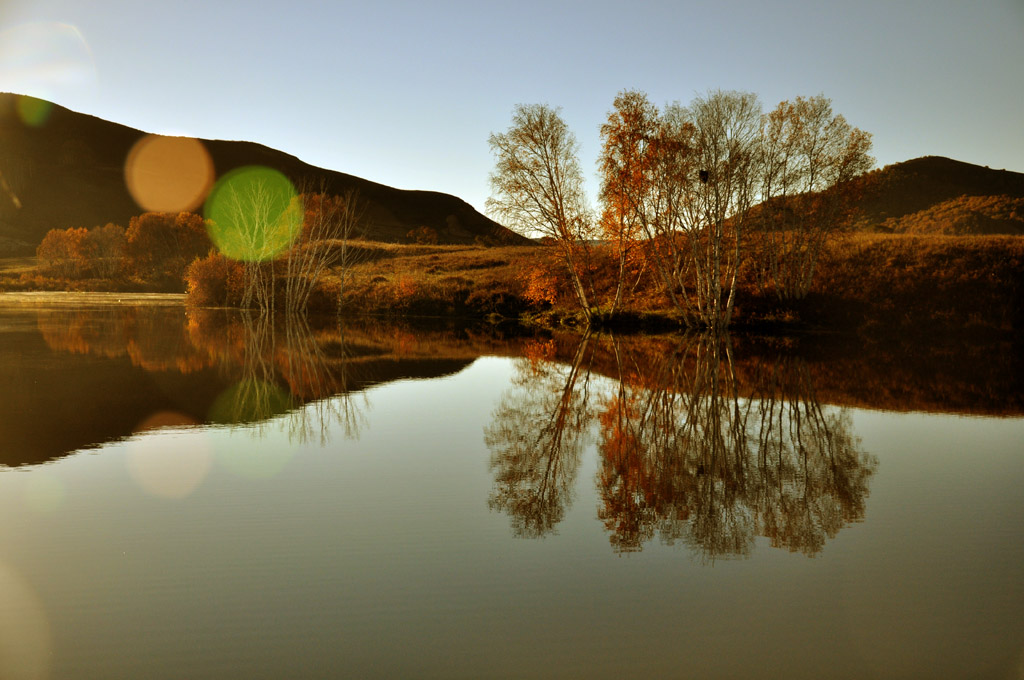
(184, 251), (245, 307)
(37, 225), (130, 280)
(598, 90), (659, 315)
(125, 211), (212, 283)
(37, 227), (87, 278)
(80, 223), (127, 278)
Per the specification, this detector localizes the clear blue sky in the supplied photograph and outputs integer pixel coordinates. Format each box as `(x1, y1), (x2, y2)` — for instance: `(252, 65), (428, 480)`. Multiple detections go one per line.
(1, 0), (1021, 214)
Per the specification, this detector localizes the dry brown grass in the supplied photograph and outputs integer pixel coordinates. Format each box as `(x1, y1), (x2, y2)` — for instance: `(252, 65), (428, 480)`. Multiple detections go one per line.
(5, 232), (1024, 337)
(327, 234), (1024, 334)
(328, 243), (539, 318)
(808, 233), (1024, 332)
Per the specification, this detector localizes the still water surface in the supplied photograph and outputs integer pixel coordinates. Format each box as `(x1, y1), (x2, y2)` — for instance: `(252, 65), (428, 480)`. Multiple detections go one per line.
(0, 303), (1021, 679)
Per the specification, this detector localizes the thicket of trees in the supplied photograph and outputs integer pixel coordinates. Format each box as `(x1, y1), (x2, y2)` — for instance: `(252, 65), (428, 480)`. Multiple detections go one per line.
(185, 182), (366, 315)
(35, 183), (366, 316)
(488, 90), (874, 329)
(36, 212), (208, 283)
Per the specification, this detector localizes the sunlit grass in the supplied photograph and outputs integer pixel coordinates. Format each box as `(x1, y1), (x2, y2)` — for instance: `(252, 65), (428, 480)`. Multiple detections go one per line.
(3, 231), (1023, 335)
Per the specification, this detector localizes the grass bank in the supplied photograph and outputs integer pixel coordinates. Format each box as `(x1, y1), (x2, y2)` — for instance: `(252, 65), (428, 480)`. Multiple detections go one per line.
(4, 233), (1023, 338)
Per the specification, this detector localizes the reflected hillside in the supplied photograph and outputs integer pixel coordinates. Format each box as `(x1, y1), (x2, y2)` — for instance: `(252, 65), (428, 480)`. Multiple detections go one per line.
(0, 305), (530, 466)
(1, 302), (1020, 471)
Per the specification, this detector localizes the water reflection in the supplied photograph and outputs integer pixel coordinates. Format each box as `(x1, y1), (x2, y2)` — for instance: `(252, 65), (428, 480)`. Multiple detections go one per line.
(487, 332), (877, 558)
(485, 335), (596, 537)
(2, 304), (1017, 556)
(0, 304), (1020, 677)
(0, 306), (488, 465)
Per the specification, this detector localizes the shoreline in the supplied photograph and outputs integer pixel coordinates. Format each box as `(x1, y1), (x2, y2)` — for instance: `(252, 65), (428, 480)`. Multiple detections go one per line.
(0, 291), (187, 306)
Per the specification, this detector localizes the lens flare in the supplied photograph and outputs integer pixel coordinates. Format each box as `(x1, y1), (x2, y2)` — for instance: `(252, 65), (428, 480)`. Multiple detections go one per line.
(14, 96), (52, 127)
(23, 474), (65, 514)
(209, 378), (293, 424)
(0, 561), (52, 680)
(0, 22), (98, 115)
(125, 431), (212, 500)
(209, 379), (296, 479)
(203, 166), (301, 262)
(124, 135), (215, 213)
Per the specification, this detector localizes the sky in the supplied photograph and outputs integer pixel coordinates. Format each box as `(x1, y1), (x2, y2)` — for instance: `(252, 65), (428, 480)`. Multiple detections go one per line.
(0, 0), (1021, 215)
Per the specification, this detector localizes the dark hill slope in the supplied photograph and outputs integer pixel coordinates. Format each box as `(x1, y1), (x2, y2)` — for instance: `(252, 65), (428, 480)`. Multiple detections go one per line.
(846, 156), (1024, 234)
(0, 93), (527, 254)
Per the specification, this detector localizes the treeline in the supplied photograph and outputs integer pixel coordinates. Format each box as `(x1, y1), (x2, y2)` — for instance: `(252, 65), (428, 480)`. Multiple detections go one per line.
(31, 183), (365, 315)
(487, 90), (873, 329)
(35, 211), (209, 286)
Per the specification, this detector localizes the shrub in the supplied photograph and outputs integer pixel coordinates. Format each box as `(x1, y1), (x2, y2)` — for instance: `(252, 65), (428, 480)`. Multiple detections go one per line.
(185, 252), (244, 307)
(126, 211), (212, 283)
(81, 223), (126, 278)
(37, 227), (88, 278)
(407, 225), (439, 245)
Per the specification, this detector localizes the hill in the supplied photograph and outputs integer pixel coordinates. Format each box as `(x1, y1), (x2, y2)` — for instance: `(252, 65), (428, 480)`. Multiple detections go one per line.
(844, 156), (1024, 234)
(0, 93), (528, 254)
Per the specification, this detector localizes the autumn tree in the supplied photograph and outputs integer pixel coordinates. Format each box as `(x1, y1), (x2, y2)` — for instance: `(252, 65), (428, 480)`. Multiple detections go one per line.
(81, 223), (126, 278)
(285, 186), (367, 316)
(125, 211), (212, 283)
(682, 91), (762, 329)
(598, 90), (660, 315)
(603, 90), (760, 329)
(487, 104), (597, 322)
(37, 227), (88, 278)
(184, 251), (244, 307)
(206, 177), (301, 313)
(755, 95), (873, 299)
(194, 173), (366, 316)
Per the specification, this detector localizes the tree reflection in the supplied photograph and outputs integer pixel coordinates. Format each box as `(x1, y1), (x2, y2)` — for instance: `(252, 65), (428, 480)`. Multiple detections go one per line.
(596, 334), (876, 558)
(37, 306), (212, 372)
(279, 316), (366, 443)
(487, 331), (877, 557)
(485, 334), (596, 538)
(743, 357), (874, 555)
(189, 309), (367, 442)
(36, 305), (367, 443)
(596, 335), (757, 557)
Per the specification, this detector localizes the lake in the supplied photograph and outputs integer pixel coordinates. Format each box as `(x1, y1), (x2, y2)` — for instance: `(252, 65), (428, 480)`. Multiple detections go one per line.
(0, 301), (1021, 679)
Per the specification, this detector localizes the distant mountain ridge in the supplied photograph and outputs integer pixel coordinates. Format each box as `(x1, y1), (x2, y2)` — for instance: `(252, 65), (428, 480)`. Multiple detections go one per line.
(0, 93), (528, 254)
(844, 156), (1024, 234)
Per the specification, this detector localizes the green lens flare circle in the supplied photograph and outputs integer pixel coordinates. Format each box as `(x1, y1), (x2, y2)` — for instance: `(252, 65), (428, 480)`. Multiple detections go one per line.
(204, 166), (300, 262)
(16, 95), (53, 127)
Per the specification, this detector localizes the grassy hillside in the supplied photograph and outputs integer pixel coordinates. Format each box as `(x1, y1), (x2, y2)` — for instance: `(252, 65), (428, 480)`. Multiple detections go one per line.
(844, 156), (1024, 234)
(0, 93), (528, 253)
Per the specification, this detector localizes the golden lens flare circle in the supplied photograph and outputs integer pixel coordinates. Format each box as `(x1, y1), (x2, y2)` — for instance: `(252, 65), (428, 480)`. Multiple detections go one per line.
(124, 135), (215, 213)
(125, 431), (212, 500)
